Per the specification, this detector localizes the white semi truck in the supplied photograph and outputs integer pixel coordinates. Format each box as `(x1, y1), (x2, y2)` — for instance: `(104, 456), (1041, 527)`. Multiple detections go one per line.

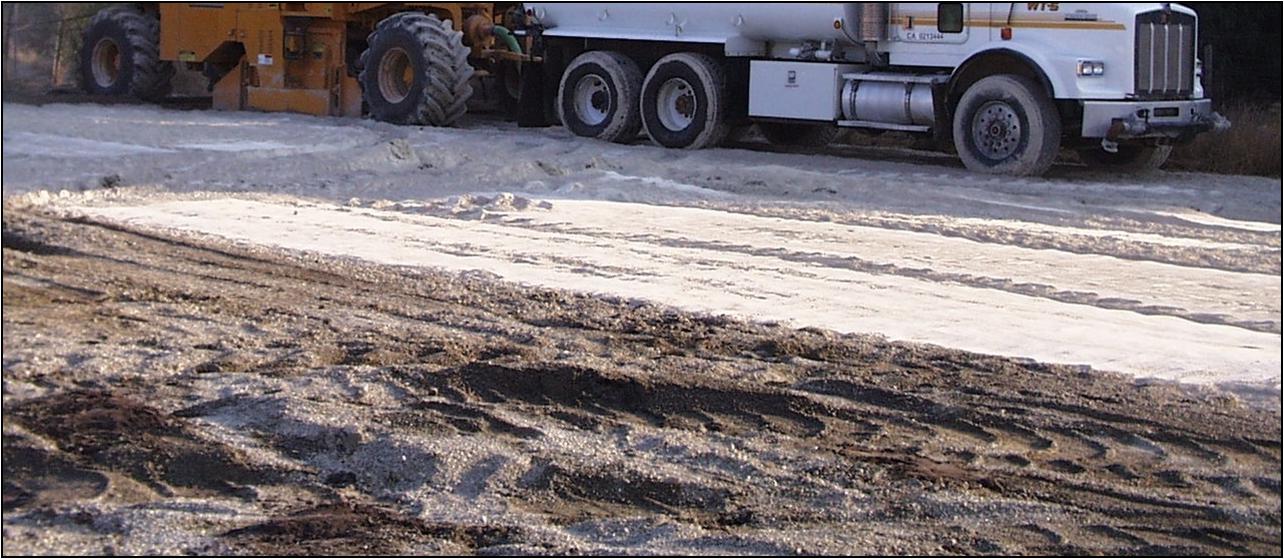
(513, 2), (1229, 176)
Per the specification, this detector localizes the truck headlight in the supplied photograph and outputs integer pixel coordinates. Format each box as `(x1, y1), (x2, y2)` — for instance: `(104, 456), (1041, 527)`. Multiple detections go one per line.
(1076, 60), (1105, 77)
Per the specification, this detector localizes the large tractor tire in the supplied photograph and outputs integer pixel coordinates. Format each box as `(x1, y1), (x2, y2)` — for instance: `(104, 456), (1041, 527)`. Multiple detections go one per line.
(557, 51), (644, 143)
(79, 7), (174, 101)
(1078, 144), (1172, 173)
(359, 12), (474, 126)
(758, 122), (842, 148)
(952, 74), (1061, 176)
(640, 53), (729, 149)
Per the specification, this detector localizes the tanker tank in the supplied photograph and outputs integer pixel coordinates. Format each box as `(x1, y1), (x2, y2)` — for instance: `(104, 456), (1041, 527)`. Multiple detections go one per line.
(526, 2), (867, 47)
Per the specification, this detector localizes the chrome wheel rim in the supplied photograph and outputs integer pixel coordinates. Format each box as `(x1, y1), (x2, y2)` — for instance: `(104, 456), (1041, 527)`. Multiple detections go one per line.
(656, 77), (696, 131)
(377, 47), (414, 104)
(971, 100), (1021, 160)
(91, 37), (122, 88)
(573, 74), (610, 126)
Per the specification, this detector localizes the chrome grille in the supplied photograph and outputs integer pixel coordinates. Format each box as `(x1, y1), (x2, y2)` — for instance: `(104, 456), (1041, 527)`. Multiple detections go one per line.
(1135, 11), (1196, 99)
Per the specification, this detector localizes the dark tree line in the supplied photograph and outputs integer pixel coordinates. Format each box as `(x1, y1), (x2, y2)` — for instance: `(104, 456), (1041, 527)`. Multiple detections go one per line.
(1186, 2), (1282, 103)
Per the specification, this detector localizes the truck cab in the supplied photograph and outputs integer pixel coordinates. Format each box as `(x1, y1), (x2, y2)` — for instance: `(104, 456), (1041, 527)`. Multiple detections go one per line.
(881, 3), (1226, 168)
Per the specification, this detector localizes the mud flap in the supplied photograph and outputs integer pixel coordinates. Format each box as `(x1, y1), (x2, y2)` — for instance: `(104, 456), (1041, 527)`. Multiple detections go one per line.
(517, 60), (551, 128)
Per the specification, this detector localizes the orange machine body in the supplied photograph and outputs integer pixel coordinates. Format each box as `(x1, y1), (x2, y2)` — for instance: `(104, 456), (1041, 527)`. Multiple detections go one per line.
(157, 2), (501, 116)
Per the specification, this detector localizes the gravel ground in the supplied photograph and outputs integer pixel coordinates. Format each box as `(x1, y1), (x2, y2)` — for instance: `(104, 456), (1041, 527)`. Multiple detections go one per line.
(4, 101), (1278, 395)
(3, 209), (1280, 555)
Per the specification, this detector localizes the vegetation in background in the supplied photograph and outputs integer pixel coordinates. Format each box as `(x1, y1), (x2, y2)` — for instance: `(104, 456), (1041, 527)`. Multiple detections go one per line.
(1175, 3), (1282, 177)
(1170, 103), (1283, 177)
(2, 3), (110, 93)
(1185, 2), (1282, 104)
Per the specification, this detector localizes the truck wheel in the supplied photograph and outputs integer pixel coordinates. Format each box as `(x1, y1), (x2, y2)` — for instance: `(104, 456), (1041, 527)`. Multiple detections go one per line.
(952, 75), (1061, 176)
(78, 7), (174, 101)
(758, 122), (841, 148)
(1078, 144), (1172, 173)
(641, 53), (728, 149)
(557, 51), (643, 143)
(359, 12), (474, 126)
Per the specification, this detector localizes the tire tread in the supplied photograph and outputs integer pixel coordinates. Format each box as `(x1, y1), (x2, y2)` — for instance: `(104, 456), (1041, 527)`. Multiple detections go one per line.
(359, 12), (473, 126)
(641, 52), (728, 150)
(556, 51), (644, 143)
(80, 7), (174, 101)
(952, 74), (1060, 176)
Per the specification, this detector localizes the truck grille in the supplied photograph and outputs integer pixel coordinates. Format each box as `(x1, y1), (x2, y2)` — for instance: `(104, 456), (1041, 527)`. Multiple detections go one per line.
(1134, 11), (1196, 99)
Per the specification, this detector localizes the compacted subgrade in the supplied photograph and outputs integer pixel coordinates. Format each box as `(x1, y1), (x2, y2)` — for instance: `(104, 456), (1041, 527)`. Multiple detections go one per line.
(2, 209), (1280, 555)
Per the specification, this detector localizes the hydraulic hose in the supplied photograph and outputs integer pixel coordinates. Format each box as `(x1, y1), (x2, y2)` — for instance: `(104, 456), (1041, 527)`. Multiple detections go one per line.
(492, 25), (522, 55)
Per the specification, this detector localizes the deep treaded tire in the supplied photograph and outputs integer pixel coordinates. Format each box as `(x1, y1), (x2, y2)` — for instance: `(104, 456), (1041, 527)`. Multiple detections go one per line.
(359, 12), (474, 126)
(557, 51), (644, 143)
(952, 74), (1061, 176)
(79, 7), (174, 101)
(641, 53), (729, 150)
(758, 122), (842, 148)
(1078, 144), (1172, 173)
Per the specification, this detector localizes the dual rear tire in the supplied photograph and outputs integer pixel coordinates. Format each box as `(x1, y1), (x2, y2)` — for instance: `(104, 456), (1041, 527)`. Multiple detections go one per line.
(556, 51), (643, 143)
(558, 51), (727, 149)
(639, 53), (729, 149)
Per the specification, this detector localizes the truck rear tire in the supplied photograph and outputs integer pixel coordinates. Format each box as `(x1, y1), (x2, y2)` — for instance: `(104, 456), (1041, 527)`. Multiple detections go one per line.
(641, 53), (728, 149)
(758, 122), (841, 148)
(79, 7), (173, 101)
(557, 51), (643, 143)
(1078, 144), (1172, 173)
(952, 75), (1061, 176)
(359, 12), (474, 126)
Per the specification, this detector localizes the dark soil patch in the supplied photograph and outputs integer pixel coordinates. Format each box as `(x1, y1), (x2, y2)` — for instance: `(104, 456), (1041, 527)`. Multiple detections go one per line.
(8, 390), (278, 499)
(224, 501), (522, 555)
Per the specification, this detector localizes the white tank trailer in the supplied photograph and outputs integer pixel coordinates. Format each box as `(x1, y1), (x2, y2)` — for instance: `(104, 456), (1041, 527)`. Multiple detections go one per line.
(516, 2), (1229, 176)
(530, 3), (869, 48)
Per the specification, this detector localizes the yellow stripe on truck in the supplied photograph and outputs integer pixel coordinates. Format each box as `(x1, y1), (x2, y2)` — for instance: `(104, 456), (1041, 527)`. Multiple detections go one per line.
(890, 17), (1127, 31)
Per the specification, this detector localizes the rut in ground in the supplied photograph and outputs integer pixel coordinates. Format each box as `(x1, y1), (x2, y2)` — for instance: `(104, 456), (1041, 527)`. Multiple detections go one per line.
(2, 209), (1280, 555)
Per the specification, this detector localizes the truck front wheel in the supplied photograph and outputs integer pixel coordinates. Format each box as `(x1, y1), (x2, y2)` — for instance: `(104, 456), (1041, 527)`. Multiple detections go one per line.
(1078, 144), (1172, 173)
(641, 53), (728, 149)
(557, 51), (643, 143)
(359, 12), (474, 126)
(952, 75), (1061, 176)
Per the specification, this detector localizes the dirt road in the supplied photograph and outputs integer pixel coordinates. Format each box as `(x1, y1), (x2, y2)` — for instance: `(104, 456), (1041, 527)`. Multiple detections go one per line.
(3, 209), (1280, 555)
(4, 102), (1279, 396)
(2, 102), (1281, 554)
(67, 194), (1281, 395)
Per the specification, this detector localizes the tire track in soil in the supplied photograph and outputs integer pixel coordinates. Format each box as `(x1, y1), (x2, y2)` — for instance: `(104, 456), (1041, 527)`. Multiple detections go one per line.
(2, 209), (1280, 555)
(70, 197), (1280, 395)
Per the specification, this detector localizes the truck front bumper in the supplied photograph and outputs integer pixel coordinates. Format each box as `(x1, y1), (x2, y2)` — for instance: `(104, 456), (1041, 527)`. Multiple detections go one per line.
(1080, 99), (1230, 142)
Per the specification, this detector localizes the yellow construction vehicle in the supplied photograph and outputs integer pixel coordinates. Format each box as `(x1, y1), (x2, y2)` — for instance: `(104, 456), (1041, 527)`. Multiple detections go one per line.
(79, 2), (526, 125)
